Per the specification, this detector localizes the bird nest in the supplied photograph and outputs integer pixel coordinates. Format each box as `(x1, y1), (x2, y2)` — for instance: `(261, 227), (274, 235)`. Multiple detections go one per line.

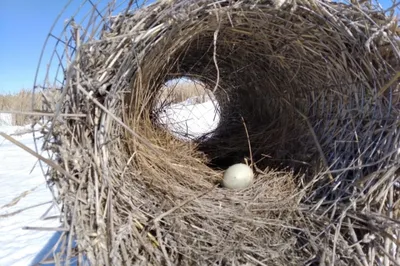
(32, 0), (400, 265)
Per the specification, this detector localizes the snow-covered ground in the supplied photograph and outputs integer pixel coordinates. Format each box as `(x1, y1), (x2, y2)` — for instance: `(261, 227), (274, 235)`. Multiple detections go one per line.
(0, 114), (61, 266)
(0, 113), (12, 126)
(0, 96), (219, 265)
(157, 95), (220, 140)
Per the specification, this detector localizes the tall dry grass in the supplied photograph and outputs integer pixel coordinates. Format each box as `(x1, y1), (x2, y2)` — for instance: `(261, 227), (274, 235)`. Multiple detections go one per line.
(159, 79), (212, 104)
(0, 89), (41, 126)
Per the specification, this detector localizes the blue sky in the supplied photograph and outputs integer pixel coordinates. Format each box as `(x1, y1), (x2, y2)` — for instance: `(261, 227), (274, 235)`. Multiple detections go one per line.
(0, 0), (398, 94)
(0, 1), (68, 94)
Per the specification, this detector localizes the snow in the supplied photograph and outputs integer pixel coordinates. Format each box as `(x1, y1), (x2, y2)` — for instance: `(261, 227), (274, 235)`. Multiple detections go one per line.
(157, 96), (220, 140)
(0, 113), (61, 266)
(0, 113), (12, 126)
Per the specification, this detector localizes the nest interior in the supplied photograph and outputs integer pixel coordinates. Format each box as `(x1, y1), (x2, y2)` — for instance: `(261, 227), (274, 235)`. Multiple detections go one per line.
(33, 0), (400, 265)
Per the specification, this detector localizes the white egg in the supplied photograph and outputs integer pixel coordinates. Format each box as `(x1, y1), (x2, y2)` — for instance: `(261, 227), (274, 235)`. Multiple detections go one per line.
(222, 163), (254, 189)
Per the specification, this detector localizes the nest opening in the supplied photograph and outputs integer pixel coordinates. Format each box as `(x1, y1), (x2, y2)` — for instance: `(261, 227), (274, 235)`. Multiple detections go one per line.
(131, 24), (328, 174)
(154, 77), (220, 142)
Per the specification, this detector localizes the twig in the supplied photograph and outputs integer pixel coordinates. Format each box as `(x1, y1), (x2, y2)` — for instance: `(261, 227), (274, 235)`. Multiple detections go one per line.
(240, 116), (254, 169)
(0, 201), (52, 218)
(0, 110), (86, 117)
(22, 226), (69, 232)
(377, 71), (400, 97)
(1, 184), (41, 209)
(211, 7), (221, 94)
(0, 133), (81, 184)
(40, 201), (59, 220)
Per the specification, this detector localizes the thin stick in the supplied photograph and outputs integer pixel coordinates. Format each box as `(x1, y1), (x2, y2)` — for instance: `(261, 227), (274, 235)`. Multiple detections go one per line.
(241, 116), (254, 168)
(65, 20), (81, 266)
(0, 201), (52, 218)
(1, 184), (41, 209)
(0, 110), (86, 117)
(0, 133), (81, 184)
(22, 226), (69, 232)
(378, 71), (400, 97)
(40, 201), (58, 220)
(211, 8), (220, 94)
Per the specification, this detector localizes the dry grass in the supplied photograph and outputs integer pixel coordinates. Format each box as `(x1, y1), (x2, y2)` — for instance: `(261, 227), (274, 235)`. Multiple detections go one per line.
(30, 0), (400, 265)
(159, 79), (212, 104)
(0, 89), (41, 126)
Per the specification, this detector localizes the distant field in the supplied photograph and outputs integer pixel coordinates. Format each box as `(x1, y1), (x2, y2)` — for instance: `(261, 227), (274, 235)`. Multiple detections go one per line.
(0, 90), (41, 126)
(159, 79), (212, 104)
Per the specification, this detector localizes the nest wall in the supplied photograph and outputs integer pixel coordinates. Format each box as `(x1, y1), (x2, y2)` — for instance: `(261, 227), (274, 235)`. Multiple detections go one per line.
(33, 0), (400, 265)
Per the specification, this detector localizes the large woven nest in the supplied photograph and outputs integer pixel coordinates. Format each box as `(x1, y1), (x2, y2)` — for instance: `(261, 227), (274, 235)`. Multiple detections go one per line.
(32, 0), (400, 265)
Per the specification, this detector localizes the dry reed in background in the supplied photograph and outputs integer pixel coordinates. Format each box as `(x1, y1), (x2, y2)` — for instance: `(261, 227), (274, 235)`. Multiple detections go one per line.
(0, 90), (41, 126)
